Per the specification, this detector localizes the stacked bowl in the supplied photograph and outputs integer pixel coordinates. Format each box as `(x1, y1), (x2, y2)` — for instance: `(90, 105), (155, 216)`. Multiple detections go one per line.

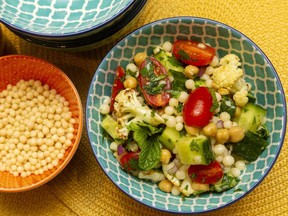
(0, 0), (147, 50)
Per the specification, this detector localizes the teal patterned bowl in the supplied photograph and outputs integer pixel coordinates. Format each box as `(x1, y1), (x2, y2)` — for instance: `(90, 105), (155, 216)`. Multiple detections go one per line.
(0, 0), (134, 37)
(86, 17), (287, 213)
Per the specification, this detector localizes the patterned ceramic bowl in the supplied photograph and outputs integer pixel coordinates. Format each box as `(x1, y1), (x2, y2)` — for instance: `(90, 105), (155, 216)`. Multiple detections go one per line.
(0, 0), (135, 38)
(4, 0), (147, 50)
(0, 55), (83, 192)
(86, 17), (286, 213)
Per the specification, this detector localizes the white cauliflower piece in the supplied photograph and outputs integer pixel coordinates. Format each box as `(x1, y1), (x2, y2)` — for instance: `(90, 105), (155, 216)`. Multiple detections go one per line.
(113, 88), (164, 140)
(212, 54), (243, 94)
(233, 90), (249, 107)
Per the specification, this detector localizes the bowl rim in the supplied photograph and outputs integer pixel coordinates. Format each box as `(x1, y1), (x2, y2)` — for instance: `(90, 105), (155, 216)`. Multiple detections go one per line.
(0, 54), (84, 192)
(86, 16), (287, 213)
(0, 0), (136, 38)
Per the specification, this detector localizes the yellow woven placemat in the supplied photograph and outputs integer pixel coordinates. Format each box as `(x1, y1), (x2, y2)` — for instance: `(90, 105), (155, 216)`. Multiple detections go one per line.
(0, 0), (287, 215)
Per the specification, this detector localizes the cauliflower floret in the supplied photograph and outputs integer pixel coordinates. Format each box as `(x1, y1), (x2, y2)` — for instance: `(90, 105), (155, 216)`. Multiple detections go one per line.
(233, 90), (249, 107)
(212, 54), (243, 94)
(113, 88), (164, 140)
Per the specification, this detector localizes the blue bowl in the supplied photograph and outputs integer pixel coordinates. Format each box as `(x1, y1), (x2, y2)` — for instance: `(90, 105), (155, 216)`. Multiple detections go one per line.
(5, 0), (147, 50)
(0, 0), (135, 39)
(86, 17), (287, 213)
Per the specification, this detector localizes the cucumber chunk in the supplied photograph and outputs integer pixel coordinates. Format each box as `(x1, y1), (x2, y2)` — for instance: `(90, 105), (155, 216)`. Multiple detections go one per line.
(210, 174), (240, 192)
(231, 130), (268, 162)
(101, 114), (121, 141)
(158, 127), (181, 151)
(154, 50), (184, 73)
(235, 102), (267, 132)
(175, 135), (214, 165)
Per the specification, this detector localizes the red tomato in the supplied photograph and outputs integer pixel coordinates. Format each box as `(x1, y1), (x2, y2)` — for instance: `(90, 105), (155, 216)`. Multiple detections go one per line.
(183, 86), (213, 127)
(188, 160), (223, 184)
(173, 40), (215, 66)
(138, 57), (171, 107)
(110, 66), (125, 112)
(119, 151), (140, 171)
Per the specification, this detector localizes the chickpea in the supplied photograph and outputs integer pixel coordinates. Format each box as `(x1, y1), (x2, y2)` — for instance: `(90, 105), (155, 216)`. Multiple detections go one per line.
(184, 125), (199, 136)
(229, 126), (245, 143)
(158, 179), (173, 193)
(184, 65), (199, 79)
(234, 106), (242, 117)
(160, 149), (172, 164)
(203, 122), (217, 137)
(134, 52), (147, 67)
(123, 76), (137, 89)
(216, 128), (230, 144)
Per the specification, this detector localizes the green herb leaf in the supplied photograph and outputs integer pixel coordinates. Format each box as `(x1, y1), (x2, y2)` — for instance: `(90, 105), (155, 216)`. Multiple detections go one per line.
(234, 188), (243, 192)
(208, 88), (219, 112)
(129, 122), (163, 171)
(167, 56), (184, 67)
(220, 95), (236, 117)
(178, 49), (190, 61)
(190, 140), (200, 152)
(138, 134), (161, 170)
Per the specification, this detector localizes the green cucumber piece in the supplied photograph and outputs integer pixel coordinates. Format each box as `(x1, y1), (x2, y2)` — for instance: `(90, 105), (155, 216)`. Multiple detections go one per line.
(175, 135), (214, 165)
(101, 114), (120, 141)
(236, 102), (267, 132)
(231, 130), (268, 162)
(158, 127), (180, 151)
(154, 50), (184, 73)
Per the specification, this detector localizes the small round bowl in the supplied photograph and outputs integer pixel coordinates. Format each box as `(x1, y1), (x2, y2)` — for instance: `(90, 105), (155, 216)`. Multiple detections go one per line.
(86, 17), (287, 213)
(0, 55), (83, 192)
(0, 0), (135, 38)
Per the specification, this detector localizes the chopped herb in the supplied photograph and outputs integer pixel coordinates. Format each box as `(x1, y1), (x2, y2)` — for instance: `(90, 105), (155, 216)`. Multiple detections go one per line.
(178, 49), (190, 61)
(234, 188), (243, 192)
(208, 88), (219, 112)
(174, 103), (183, 113)
(190, 140), (200, 152)
(141, 59), (168, 95)
(190, 173), (197, 179)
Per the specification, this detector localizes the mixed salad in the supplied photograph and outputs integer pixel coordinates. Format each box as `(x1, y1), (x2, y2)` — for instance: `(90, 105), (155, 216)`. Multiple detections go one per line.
(100, 40), (269, 197)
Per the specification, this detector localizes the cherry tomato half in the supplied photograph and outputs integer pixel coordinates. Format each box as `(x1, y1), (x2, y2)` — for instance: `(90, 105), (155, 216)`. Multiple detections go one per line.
(173, 40), (215, 66)
(188, 160), (223, 184)
(110, 66), (125, 112)
(183, 86), (213, 127)
(138, 57), (171, 107)
(119, 151), (140, 171)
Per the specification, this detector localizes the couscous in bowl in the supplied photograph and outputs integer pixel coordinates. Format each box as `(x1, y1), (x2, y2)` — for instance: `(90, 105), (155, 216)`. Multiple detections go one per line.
(0, 55), (83, 192)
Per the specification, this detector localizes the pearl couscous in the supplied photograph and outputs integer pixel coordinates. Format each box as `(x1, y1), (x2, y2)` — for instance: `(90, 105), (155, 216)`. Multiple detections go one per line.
(0, 79), (75, 177)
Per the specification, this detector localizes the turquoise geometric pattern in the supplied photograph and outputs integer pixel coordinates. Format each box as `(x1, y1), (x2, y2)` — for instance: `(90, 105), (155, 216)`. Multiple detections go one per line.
(86, 17), (287, 213)
(0, 0), (134, 35)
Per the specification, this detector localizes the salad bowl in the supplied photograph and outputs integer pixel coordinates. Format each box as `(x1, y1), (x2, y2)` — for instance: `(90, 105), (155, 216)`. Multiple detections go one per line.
(86, 17), (286, 213)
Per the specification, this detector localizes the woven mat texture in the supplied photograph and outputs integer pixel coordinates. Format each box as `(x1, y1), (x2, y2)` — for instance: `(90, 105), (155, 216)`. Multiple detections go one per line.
(0, 0), (287, 215)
